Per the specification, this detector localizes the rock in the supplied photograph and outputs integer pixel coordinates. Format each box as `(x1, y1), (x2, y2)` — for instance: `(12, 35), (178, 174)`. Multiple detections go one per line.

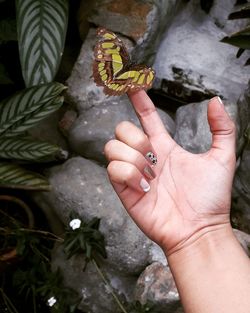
(52, 246), (136, 313)
(231, 83), (250, 234)
(233, 229), (250, 256)
(232, 145), (250, 234)
(148, 242), (168, 267)
(66, 96), (175, 163)
(135, 262), (181, 313)
(87, 0), (181, 64)
(153, 0), (250, 104)
(28, 111), (69, 151)
(43, 156), (153, 274)
(174, 99), (238, 154)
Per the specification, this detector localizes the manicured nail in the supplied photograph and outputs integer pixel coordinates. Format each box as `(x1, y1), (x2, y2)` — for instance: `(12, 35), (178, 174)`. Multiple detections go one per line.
(217, 96), (224, 106)
(140, 178), (150, 192)
(143, 165), (156, 180)
(146, 152), (157, 165)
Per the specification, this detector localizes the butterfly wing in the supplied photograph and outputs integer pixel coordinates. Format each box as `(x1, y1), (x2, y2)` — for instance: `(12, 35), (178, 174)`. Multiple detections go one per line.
(93, 28), (155, 96)
(114, 65), (155, 93)
(93, 28), (130, 89)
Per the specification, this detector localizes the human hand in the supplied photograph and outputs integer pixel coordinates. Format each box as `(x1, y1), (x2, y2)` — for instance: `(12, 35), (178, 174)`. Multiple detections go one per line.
(104, 91), (236, 254)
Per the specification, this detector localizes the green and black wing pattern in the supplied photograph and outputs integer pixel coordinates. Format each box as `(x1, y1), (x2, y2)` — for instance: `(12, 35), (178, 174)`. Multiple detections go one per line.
(93, 28), (155, 96)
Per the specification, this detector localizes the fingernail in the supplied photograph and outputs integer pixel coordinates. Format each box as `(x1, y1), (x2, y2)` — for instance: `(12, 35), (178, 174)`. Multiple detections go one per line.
(143, 165), (156, 180)
(146, 152), (157, 165)
(217, 96), (224, 106)
(140, 178), (150, 192)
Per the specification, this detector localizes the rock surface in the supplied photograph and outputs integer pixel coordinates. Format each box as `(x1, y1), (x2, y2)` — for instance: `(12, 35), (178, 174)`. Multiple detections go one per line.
(44, 156), (154, 274)
(66, 97), (175, 163)
(52, 246), (136, 313)
(233, 229), (250, 256)
(135, 262), (181, 312)
(232, 83), (250, 234)
(174, 98), (238, 154)
(87, 0), (181, 64)
(153, 0), (250, 104)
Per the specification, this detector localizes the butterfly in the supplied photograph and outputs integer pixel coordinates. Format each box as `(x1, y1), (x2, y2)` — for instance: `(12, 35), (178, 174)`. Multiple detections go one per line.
(93, 28), (155, 96)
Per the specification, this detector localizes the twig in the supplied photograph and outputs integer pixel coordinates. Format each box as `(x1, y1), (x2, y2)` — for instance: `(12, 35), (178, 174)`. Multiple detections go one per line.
(92, 259), (128, 313)
(0, 288), (19, 313)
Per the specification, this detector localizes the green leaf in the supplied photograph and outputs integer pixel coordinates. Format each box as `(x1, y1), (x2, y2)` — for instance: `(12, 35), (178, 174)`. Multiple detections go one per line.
(228, 3), (250, 19)
(0, 162), (50, 190)
(245, 57), (250, 66)
(16, 0), (69, 87)
(232, 25), (250, 36)
(0, 82), (66, 138)
(0, 137), (61, 161)
(221, 34), (250, 50)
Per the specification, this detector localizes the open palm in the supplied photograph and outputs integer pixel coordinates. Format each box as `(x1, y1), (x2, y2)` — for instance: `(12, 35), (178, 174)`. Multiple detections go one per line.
(105, 91), (236, 254)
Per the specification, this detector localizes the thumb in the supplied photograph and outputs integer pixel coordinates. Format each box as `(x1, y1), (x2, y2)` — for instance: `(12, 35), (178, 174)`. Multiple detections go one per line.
(207, 97), (236, 162)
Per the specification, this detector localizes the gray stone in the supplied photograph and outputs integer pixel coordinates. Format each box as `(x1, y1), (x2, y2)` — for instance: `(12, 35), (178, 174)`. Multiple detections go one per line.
(66, 28), (106, 112)
(87, 0), (181, 64)
(231, 84), (250, 234)
(52, 246), (136, 313)
(43, 156), (153, 274)
(66, 97), (175, 163)
(28, 111), (69, 151)
(135, 262), (181, 313)
(232, 145), (250, 234)
(233, 229), (250, 256)
(153, 0), (250, 104)
(174, 99), (238, 154)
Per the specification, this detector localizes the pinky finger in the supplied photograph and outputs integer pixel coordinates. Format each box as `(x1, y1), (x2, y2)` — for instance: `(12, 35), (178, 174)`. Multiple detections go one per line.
(107, 160), (151, 194)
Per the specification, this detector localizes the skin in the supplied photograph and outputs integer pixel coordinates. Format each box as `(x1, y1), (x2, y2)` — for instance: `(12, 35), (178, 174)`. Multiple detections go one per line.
(104, 90), (250, 313)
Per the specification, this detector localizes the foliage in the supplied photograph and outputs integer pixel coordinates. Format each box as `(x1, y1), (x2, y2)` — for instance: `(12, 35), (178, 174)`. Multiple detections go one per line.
(1, 211), (80, 313)
(0, 82), (66, 190)
(221, 3), (250, 65)
(16, 0), (69, 87)
(63, 216), (107, 262)
(0, 0), (69, 190)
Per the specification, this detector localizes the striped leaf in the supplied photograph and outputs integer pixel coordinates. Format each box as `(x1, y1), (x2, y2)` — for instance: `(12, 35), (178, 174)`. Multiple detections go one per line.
(0, 82), (66, 137)
(0, 137), (62, 161)
(16, 0), (69, 87)
(0, 162), (50, 190)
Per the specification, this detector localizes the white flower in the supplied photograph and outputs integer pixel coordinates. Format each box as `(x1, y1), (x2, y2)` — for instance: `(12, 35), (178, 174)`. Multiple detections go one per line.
(47, 296), (57, 307)
(69, 218), (81, 230)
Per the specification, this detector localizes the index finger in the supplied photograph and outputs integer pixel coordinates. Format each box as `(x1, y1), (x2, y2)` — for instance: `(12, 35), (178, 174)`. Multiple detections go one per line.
(127, 90), (168, 138)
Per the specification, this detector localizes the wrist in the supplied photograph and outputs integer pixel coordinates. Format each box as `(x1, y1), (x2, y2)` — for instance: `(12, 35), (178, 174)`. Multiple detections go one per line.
(165, 222), (233, 258)
(165, 224), (250, 313)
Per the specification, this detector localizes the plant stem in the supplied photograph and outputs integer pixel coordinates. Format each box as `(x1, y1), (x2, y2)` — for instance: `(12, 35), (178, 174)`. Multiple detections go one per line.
(0, 227), (63, 242)
(19, 228), (64, 242)
(32, 288), (37, 313)
(92, 259), (128, 313)
(0, 195), (34, 228)
(0, 288), (19, 313)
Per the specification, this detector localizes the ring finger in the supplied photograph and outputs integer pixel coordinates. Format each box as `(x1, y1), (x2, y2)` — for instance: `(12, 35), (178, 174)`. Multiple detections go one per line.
(115, 121), (158, 166)
(104, 139), (156, 181)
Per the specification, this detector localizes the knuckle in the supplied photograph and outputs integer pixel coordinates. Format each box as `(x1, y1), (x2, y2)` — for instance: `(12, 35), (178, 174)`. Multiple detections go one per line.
(107, 161), (118, 177)
(136, 133), (148, 148)
(125, 166), (136, 182)
(115, 121), (132, 135)
(104, 139), (117, 158)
